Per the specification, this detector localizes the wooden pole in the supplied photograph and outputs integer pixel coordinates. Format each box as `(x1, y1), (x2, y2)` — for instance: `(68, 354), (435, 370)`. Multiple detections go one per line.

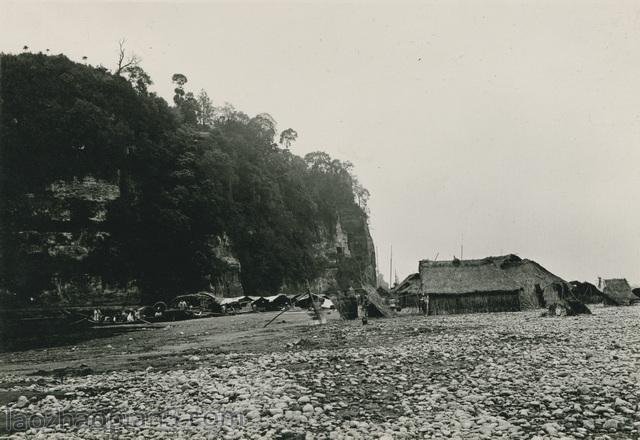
(389, 245), (393, 290)
(263, 292), (304, 328)
(307, 281), (324, 324)
(263, 306), (291, 328)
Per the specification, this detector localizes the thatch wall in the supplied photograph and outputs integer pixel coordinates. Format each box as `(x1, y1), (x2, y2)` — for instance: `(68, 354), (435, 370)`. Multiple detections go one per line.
(428, 290), (520, 315)
(541, 282), (574, 306)
(602, 279), (636, 306)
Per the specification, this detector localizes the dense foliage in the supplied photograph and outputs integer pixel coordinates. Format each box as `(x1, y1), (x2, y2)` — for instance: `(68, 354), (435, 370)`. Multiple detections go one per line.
(0, 53), (373, 303)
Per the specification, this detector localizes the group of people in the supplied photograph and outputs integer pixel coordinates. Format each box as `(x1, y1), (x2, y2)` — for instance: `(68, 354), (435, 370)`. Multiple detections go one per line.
(91, 308), (139, 323)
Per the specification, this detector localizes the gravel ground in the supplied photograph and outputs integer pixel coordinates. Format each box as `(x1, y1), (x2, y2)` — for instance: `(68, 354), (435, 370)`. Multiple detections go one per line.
(1, 305), (639, 439)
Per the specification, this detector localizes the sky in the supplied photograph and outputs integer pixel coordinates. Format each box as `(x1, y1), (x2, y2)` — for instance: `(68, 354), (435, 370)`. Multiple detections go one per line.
(2, 1), (640, 285)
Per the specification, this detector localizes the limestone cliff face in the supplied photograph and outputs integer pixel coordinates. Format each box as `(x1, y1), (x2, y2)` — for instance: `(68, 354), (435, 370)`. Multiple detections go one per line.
(4, 176), (246, 305)
(207, 234), (244, 298)
(303, 210), (377, 295)
(12, 176), (141, 305)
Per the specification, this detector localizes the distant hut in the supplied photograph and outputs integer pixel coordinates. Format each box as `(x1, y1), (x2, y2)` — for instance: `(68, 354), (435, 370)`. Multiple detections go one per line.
(419, 258), (522, 315)
(295, 293), (324, 309)
(376, 286), (391, 298)
(219, 295), (254, 313)
(250, 296), (270, 311)
(263, 294), (291, 311)
(392, 273), (420, 308)
(170, 291), (222, 314)
(570, 281), (606, 304)
(599, 278), (637, 306)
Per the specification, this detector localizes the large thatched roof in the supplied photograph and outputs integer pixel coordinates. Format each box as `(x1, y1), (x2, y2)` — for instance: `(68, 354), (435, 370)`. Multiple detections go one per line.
(602, 278), (637, 306)
(419, 259), (522, 295)
(497, 255), (565, 287)
(418, 254), (569, 309)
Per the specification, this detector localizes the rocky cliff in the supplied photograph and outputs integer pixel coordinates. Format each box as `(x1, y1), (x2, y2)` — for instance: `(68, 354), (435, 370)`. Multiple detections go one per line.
(5, 176), (139, 306)
(288, 208), (377, 296)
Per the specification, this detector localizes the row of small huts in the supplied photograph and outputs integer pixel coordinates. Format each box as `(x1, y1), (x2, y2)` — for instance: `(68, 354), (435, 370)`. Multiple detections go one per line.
(218, 293), (334, 313)
(392, 254), (638, 315)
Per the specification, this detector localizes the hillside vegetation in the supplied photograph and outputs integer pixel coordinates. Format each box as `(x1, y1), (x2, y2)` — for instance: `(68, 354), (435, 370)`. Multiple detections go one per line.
(0, 53), (374, 304)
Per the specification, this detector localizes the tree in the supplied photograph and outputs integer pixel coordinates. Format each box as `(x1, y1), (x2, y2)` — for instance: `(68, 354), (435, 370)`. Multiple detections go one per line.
(171, 74), (198, 124)
(115, 39), (141, 75)
(113, 40), (152, 94)
(172, 73), (188, 105)
(250, 113), (277, 142)
(124, 65), (152, 94)
(279, 128), (298, 149)
(196, 90), (214, 127)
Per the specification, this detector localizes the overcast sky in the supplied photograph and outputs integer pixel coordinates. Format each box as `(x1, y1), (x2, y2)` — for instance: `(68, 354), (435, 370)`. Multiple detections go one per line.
(3, 1), (640, 285)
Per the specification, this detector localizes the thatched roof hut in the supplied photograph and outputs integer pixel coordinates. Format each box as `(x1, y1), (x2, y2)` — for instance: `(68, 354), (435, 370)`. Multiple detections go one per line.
(263, 294), (291, 310)
(570, 281), (606, 304)
(391, 273), (420, 308)
(423, 254), (568, 309)
(600, 278), (637, 306)
(170, 292), (222, 313)
(419, 258), (522, 315)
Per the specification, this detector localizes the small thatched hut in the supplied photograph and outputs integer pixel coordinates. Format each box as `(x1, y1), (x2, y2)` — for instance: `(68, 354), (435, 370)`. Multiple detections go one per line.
(294, 293), (324, 309)
(263, 294), (291, 311)
(392, 273), (420, 308)
(570, 281), (606, 304)
(170, 292), (223, 313)
(419, 258), (522, 315)
(600, 278), (637, 306)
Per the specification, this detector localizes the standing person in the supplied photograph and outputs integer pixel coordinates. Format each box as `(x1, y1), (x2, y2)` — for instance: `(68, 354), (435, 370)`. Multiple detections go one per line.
(359, 290), (369, 325)
(419, 293), (428, 315)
